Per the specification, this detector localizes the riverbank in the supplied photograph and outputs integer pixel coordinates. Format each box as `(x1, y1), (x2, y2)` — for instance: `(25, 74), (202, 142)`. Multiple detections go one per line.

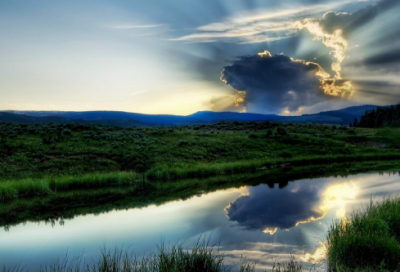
(327, 197), (400, 271)
(2, 153), (400, 202)
(2, 160), (400, 228)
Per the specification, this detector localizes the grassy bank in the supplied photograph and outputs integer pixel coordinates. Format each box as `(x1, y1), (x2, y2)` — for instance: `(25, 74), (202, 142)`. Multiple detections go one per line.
(3, 153), (400, 201)
(145, 153), (400, 181)
(2, 160), (400, 229)
(1, 121), (400, 182)
(2, 121), (400, 202)
(0, 172), (140, 201)
(327, 197), (400, 271)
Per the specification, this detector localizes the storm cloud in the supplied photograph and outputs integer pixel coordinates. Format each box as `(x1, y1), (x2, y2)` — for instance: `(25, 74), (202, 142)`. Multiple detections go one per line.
(220, 51), (353, 113)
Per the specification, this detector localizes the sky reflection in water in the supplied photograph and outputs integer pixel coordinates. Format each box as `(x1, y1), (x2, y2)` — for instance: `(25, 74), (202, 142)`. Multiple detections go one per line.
(0, 172), (399, 270)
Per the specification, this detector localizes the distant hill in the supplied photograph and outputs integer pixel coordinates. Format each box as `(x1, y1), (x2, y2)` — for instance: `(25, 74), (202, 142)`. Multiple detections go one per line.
(274, 105), (379, 125)
(1, 105), (381, 127)
(0, 112), (74, 124)
(187, 111), (279, 122)
(0, 112), (152, 127)
(3, 110), (279, 126)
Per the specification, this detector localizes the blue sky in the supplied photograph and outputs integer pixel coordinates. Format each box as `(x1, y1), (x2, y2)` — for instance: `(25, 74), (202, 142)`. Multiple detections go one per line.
(1, 0), (399, 115)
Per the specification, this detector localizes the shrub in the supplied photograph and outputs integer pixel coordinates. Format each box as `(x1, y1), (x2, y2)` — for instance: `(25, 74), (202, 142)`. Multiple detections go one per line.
(61, 129), (72, 136)
(278, 151), (292, 159)
(178, 140), (189, 146)
(277, 127), (287, 136)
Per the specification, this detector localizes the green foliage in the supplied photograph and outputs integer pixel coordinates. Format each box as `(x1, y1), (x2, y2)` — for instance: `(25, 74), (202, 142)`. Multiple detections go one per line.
(178, 140), (189, 146)
(278, 151), (293, 159)
(1, 121), (400, 196)
(327, 197), (400, 271)
(277, 127), (287, 136)
(0, 172), (139, 200)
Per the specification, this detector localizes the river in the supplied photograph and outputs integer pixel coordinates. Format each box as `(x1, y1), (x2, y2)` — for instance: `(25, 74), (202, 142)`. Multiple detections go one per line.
(1, 172), (399, 271)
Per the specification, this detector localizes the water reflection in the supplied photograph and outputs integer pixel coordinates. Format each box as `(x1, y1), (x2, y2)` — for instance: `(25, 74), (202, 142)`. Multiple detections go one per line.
(225, 181), (358, 235)
(0, 172), (400, 271)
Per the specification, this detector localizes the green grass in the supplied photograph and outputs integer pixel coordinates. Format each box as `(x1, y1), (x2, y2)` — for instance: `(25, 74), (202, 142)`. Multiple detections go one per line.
(2, 152), (400, 201)
(0, 172), (140, 200)
(3, 160), (400, 228)
(2, 240), (254, 272)
(1, 122), (400, 182)
(145, 153), (400, 181)
(327, 197), (400, 271)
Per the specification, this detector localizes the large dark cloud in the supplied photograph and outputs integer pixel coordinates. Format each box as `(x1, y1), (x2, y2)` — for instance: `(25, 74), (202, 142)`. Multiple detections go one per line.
(220, 52), (350, 113)
(225, 183), (324, 233)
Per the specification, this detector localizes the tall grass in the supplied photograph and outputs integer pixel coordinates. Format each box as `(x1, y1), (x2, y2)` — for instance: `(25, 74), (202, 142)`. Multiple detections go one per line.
(0, 247), (310, 272)
(0, 172), (140, 201)
(2, 155), (400, 201)
(271, 257), (306, 272)
(2, 241), (255, 272)
(145, 153), (400, 181)
(327, 197), (400, 271)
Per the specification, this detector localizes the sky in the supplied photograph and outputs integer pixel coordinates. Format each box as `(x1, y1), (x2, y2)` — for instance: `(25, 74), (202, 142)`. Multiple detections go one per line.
(0, 0), (399, 115)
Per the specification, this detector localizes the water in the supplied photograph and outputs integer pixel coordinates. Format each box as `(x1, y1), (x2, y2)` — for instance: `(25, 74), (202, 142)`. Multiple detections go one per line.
(1, 172), (400, 270)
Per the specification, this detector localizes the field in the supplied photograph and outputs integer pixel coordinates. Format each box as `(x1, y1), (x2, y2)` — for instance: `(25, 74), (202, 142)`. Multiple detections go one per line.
(1, 122), (400, 179)
(1, 121), (400, 271)
(1, 121), (400, 200)
(1, 120), (400, 226)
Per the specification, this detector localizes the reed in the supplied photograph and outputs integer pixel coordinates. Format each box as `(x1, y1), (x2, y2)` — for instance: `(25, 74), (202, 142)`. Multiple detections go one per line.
(327, 197), (400, 271)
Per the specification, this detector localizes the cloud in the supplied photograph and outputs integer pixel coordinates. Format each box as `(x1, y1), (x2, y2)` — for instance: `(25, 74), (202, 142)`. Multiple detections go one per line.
(225, 183), (324, 234)
(293, 14), (348, 79)
(225, 182), (358, 234)
(319, 0), (399, 36)
(220, 51), (354, 113)
(171, 2), (344, 44)
(111, 24), (167, 29)
(210, 95), (246, 112)
(293, 0), (400, 77)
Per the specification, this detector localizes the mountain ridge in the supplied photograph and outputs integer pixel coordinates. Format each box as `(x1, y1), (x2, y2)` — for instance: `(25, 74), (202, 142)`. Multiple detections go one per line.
(0, 104), (381, 126)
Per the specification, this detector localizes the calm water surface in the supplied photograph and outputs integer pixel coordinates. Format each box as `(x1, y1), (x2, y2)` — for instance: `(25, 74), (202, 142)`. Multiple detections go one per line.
(1, 172), (400, 270)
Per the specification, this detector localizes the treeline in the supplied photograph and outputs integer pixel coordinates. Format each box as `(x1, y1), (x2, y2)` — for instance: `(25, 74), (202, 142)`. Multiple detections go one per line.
(357, 104), (400, 128)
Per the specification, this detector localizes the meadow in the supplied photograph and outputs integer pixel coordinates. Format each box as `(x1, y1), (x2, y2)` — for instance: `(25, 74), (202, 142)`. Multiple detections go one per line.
(1, 121), (400, 203)
(1, 121), (400, 189)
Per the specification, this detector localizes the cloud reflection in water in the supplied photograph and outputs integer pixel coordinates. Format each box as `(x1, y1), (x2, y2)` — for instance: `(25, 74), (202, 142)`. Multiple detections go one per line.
(225, 181), (358, 235)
